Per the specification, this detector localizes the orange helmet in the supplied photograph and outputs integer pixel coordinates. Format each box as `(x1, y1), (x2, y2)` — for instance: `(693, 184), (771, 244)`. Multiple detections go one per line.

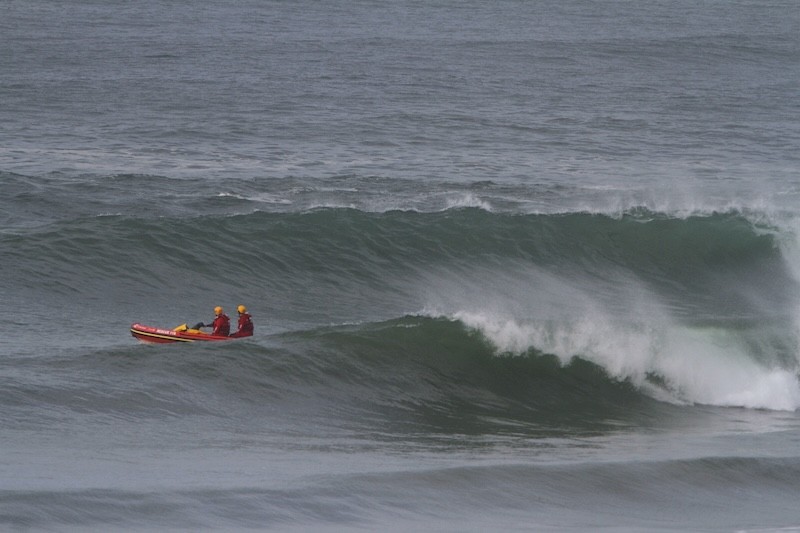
(237, 305), (247, 314)
(214, 306), (223, 315)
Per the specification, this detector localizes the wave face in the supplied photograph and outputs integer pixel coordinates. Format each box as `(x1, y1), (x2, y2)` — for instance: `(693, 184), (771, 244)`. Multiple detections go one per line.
(4, 181), (800, 413)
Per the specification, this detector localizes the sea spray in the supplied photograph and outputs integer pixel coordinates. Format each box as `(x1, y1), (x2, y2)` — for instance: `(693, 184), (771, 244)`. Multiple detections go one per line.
(449, 307), (800, 410)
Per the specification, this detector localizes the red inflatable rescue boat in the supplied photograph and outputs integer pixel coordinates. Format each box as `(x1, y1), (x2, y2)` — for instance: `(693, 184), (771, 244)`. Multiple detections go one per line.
(130, 323), (233, 344)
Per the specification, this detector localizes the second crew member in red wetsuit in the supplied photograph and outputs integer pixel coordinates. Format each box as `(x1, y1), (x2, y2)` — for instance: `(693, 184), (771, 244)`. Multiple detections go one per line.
(230, 305), (254, 338)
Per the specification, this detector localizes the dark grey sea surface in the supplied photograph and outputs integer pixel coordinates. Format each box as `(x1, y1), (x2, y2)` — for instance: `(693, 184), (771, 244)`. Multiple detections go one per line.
(2, 1), (800, 530)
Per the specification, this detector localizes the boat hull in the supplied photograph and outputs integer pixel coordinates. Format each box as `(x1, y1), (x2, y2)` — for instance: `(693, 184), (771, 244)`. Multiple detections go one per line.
(130, 323), (232, 344)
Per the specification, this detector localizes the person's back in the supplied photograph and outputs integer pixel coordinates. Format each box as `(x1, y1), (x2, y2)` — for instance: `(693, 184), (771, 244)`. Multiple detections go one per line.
(230, 304), (253, 338)
(211, 306), (230, 336)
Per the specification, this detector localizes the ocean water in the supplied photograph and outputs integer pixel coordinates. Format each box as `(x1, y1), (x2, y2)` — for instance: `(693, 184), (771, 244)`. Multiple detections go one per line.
(2, 1), (800, 531)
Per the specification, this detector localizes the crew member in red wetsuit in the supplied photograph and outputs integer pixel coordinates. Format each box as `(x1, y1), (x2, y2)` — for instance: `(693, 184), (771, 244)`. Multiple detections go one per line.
(230, 304), (254, 338)
(193, 306), (231, 336)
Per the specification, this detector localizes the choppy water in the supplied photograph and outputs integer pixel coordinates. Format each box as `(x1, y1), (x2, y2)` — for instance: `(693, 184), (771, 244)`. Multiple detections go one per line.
(3, 1), (800, 531)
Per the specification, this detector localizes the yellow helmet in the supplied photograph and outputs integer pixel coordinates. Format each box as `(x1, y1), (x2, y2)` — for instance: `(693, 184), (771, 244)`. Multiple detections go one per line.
(214, 306), (223, 315)
(237, 305), (247, 314)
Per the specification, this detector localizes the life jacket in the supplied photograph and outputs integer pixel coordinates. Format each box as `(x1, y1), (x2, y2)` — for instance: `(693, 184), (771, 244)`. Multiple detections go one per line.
(212, 313), (230, 336)
(231, 313), (253, 337)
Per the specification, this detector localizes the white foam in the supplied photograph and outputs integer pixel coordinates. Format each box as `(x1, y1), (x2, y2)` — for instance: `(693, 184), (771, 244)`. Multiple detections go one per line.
(451, 308), (800, 411)
(451, 207), (800, 411)
(420, 256), (800, 412)
(443, 192), (493, 212)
